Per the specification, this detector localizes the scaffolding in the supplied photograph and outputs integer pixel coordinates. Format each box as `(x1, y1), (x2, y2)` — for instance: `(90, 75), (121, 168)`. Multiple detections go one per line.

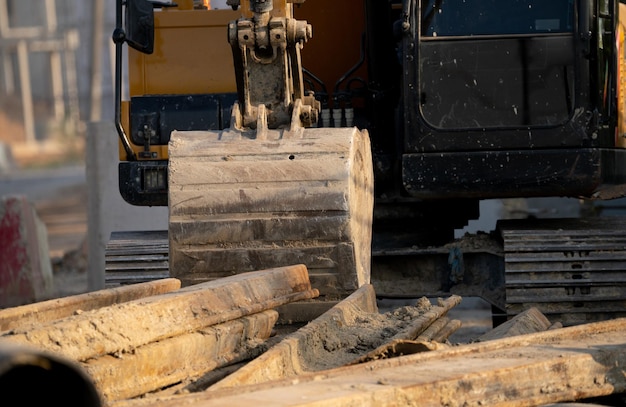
(0, 0), (81, 144)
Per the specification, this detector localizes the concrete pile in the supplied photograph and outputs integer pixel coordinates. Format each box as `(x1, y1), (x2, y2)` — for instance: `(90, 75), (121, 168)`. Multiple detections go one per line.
(0, 265), (317, 403)
(1, 265), (625, 406)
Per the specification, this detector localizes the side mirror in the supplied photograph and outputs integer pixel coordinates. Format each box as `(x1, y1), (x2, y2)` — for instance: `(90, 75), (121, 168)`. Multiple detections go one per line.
(125, 0), (155, 54)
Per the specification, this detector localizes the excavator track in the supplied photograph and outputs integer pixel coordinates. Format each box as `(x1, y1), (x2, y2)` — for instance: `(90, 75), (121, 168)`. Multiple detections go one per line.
(166, 127), (374, 299)
(104, 231), (169, 286)
(500, 217), (626, 326)
(105, 215), (626, 327)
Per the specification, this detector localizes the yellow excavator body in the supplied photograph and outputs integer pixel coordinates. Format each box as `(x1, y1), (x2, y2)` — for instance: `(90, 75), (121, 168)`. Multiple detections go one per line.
(111, 0), (626, 324)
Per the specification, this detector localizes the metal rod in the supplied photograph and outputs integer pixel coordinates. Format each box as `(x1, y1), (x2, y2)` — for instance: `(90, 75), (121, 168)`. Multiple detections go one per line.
(114, 0), (137, 161)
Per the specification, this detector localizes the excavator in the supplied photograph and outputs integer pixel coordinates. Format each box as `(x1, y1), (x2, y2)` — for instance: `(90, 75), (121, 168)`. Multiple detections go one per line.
(109, 0), (626, 326)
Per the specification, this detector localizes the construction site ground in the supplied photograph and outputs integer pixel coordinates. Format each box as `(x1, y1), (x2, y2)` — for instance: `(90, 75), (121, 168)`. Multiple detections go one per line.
(4, 161), (626, 406)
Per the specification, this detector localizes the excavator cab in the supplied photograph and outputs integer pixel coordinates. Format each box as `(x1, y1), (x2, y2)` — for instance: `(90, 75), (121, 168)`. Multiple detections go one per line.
(403, 0), (626, 201)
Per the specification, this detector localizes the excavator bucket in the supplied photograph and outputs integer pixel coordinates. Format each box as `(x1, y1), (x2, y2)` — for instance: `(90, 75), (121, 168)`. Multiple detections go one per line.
(168, 126), (374, 298)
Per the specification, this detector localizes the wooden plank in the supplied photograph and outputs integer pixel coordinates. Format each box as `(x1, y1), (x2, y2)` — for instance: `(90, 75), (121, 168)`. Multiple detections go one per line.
(477, 307), (552, 342)
(112, 318), (626, 407)
(85, 310), (278, 403)
(179, 272), (348, 300)
(0, 279), (181, 332)
(415, 317), (453, 341)
(0, 265), (317, 361)
(208, 284), (379, 390)
(387, 296), (461, 341)
(431, 319), (463, 343)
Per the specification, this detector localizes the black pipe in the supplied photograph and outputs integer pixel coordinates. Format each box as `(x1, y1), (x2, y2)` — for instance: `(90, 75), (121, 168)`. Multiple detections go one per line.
(0, 343), (102, 407)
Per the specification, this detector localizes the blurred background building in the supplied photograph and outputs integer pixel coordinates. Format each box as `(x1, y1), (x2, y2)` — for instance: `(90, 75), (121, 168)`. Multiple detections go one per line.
(0, 0), (229, 168)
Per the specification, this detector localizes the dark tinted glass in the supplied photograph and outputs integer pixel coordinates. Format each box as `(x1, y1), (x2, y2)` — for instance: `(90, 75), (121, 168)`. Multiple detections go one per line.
(421, 0), (575, 37)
